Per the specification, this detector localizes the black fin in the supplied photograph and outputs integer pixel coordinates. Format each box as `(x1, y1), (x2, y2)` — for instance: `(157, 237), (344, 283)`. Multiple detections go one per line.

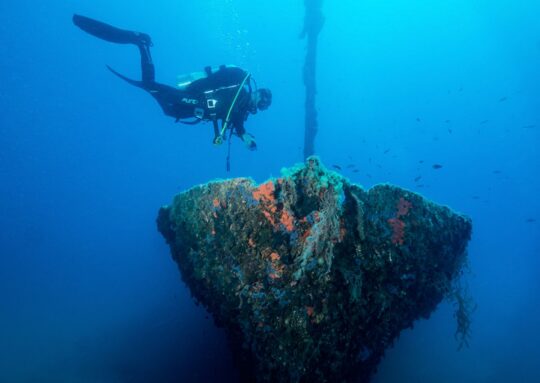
(73, 14), (152, 46)
(106, 65), (143, 88)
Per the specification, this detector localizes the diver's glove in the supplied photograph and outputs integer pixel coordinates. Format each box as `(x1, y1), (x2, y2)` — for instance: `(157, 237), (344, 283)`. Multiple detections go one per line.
(213, 135), (224, 146)
(242, 133), (257, 151)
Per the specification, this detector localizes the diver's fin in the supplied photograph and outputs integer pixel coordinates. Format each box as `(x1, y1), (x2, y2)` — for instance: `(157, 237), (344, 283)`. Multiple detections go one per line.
(106, 65), (144, 88)
(72, 14), (152, 46)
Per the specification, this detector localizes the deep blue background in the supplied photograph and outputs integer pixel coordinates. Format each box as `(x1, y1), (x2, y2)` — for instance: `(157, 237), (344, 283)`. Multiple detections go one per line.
(1, 1), (539, 382)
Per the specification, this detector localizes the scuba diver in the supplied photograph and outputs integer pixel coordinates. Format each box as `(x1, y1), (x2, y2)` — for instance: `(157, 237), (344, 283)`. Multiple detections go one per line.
(72, 14), (272, 153)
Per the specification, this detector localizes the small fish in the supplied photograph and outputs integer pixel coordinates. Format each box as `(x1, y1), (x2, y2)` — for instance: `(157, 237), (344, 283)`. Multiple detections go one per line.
(346, 164), (356, 169)
(458, 87), (463, 92)
(448, 128), (453, 134)
(414, 176), (422, 182)
(352, 169), (360, 173)
(499, 96), (508, 102)
(383, 149), (390, 154)
(445, 120), (451, 123)
(418, 160), (425, 164)
(332, 165), (342, 170)
(416, 117), (421, 122)
(416, 184), (425, 188)
(471, 196), (480, 200)
(480, 120), (489, 124)
(493, 170), (502, 174)
(525, 218), (536, 223)
(522, 125), (536, 129)
(366, 173), (372, 178)
(432, 164), (443, 169)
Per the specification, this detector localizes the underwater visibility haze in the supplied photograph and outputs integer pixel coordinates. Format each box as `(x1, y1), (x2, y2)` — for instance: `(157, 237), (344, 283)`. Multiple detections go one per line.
(1, 0), (539, 382)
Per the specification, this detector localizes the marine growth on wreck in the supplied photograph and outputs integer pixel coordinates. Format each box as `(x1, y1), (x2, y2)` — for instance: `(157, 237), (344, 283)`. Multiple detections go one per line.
(157, 157), (472, 383)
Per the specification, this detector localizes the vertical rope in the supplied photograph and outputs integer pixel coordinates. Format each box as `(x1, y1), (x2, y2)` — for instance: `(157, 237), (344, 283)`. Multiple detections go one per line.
(226, 125), (234, 172)
(301, 0), (325, 159)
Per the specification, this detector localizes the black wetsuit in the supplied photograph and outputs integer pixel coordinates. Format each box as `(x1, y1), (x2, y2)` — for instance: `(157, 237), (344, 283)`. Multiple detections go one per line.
(170, 65), (255, 139)
(73, 14), (254, 141)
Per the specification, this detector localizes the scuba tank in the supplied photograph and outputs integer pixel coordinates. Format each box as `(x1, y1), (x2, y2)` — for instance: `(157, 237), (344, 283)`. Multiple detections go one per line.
(176, 65), (241, 89)
(176, 71), (206, 89)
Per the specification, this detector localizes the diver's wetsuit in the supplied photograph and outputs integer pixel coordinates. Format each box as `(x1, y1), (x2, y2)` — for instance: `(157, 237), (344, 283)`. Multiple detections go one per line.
(73, 14), (254, 142)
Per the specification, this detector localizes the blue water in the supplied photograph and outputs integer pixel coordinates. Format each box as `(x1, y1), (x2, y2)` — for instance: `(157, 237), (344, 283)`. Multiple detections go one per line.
(1, 1), (538, 382)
